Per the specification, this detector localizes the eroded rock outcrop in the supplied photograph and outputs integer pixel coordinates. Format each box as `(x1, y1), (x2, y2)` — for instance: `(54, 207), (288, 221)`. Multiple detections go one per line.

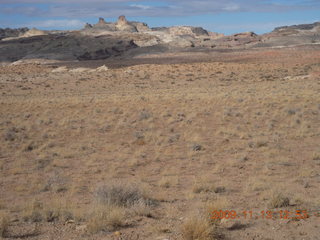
(21, 28), (47, 38)
(1, 17), (319, 63)
(85, 16), (144, 33)
(0, 28), (29, 40)
(115, 16), (138, 32)
(256, 21), (320, 47)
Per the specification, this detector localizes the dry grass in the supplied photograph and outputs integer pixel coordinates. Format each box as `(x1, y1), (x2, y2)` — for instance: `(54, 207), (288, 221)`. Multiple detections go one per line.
(192, 178), (216, 194)
(87, 204), (126, 233)
(246, 177), (270, 192)
(204, 198), (230, 226)
(0, 211), (9, 238)
(130, 199), (153, 217)
(312, 152), (320, 160)
(95, 181), (154, 207)
(181, 214), (216, 240)
(269, 193), (290, 208)
(158, 176), (179, 188)
(0, 48), (320, 239)
(22, 198), (75, 223)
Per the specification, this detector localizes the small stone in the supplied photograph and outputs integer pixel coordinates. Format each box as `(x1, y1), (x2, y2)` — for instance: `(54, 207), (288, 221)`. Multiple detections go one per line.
(65, 219), (75, 224)
(240, 156), (249, 162)
(214, 186), (226, 193)
(114, 231), (121, 237)
(96, 65), (109, 72)
(192, 144), (202, 151)
(220, 219), (244, 230)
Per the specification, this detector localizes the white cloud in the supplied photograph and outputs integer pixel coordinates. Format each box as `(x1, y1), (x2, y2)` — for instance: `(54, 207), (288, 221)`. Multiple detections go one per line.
(223, 3), (240, 11)
(27, 19), (85, 29)
(130, 4), (151, 10)
(2, 0), (319, 19)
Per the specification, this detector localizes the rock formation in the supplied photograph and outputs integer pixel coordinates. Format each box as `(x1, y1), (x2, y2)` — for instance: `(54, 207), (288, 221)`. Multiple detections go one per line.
(0, 18), (319, 63)
(168, 26), (209, 37)
(21, 28), (47, 38)
(115, 15), (138, 32)
(0, 27), (29, 40)
(84, 23), (93, 29)
(256, 21), (320, 47)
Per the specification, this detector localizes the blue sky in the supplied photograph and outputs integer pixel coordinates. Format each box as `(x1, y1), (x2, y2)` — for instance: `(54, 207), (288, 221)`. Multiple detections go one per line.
(0, 0), (319, 34)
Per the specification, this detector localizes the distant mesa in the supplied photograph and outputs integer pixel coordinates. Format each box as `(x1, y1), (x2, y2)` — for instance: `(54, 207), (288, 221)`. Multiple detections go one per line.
(0, 18), (319, 64)
(83, 15), (217, 39)
(274, 22), (320, 32)
(85, 16), (142, 32)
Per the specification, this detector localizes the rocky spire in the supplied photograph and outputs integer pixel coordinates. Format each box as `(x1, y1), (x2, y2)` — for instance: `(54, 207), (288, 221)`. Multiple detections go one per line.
(117, 15), (128, 25)
(98, 17), (107, 25)
(84, 23), (93, 29)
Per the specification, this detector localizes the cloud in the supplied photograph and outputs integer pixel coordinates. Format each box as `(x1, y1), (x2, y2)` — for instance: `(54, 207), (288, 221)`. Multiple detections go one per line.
(1, 0), (320, 19)
(0, 0), (319, 32)
(130, 4), (151, 10)
(27, 19), (85, 29)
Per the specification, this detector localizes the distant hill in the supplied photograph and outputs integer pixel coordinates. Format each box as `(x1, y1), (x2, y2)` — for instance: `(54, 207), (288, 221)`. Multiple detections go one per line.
(0, 18), (319, 64)
(0, 27), (29, 40)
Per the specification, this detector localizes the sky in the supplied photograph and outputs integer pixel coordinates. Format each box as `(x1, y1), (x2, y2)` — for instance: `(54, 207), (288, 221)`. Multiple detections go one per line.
(0, 0), (319, 35)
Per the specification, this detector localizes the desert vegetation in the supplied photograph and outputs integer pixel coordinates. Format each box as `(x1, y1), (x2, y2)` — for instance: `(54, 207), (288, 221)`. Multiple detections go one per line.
(0, 47), (319, 239)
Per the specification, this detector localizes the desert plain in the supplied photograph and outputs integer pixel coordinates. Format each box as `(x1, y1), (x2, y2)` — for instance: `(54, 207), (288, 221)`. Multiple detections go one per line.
(0, 43), (320, 240)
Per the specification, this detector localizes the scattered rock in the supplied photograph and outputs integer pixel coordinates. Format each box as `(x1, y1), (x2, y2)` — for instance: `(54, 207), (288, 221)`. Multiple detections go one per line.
(192, 144), (202, 151)
(52, 66), (68, 73)
(221, 219), (246, 230)
(214, 186), (226, 193)
(239, 156), (249, 162)
(65, 219), (75, 224)
(96, 65), (109, 72)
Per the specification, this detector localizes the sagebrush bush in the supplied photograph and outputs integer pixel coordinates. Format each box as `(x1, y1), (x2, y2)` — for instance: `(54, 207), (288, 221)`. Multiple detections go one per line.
(95, 181), (154, 207)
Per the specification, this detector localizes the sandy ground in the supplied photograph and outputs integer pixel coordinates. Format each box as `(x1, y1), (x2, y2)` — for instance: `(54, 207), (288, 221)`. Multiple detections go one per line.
(0, 47), (320, 240)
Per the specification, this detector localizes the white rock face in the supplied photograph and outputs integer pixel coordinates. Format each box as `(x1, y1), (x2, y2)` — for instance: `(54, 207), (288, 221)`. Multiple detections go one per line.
(51, 66), (68, 73)
(22, 28), (47, 37)
(96, 65), (109, 72)
(10, 58), (59, 66)
(69, 67), (92, 73)
(147, 31), (194, 47)
(115, 16), (138, 32)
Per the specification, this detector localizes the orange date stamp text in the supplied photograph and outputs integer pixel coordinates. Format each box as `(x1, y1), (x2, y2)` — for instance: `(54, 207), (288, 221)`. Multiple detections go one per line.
(211, 210), (316, 220)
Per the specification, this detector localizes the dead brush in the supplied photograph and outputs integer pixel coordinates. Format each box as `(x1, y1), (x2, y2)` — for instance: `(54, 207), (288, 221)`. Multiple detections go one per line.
(269, 193), (290, 208)
(181, 214), (216, 240)
(87, 204), (126, 233)
(0, 211), (9, 238)
(95, 181), (155, 207)
(88, 181), (156, 233)
(22, 198), (75, 223)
